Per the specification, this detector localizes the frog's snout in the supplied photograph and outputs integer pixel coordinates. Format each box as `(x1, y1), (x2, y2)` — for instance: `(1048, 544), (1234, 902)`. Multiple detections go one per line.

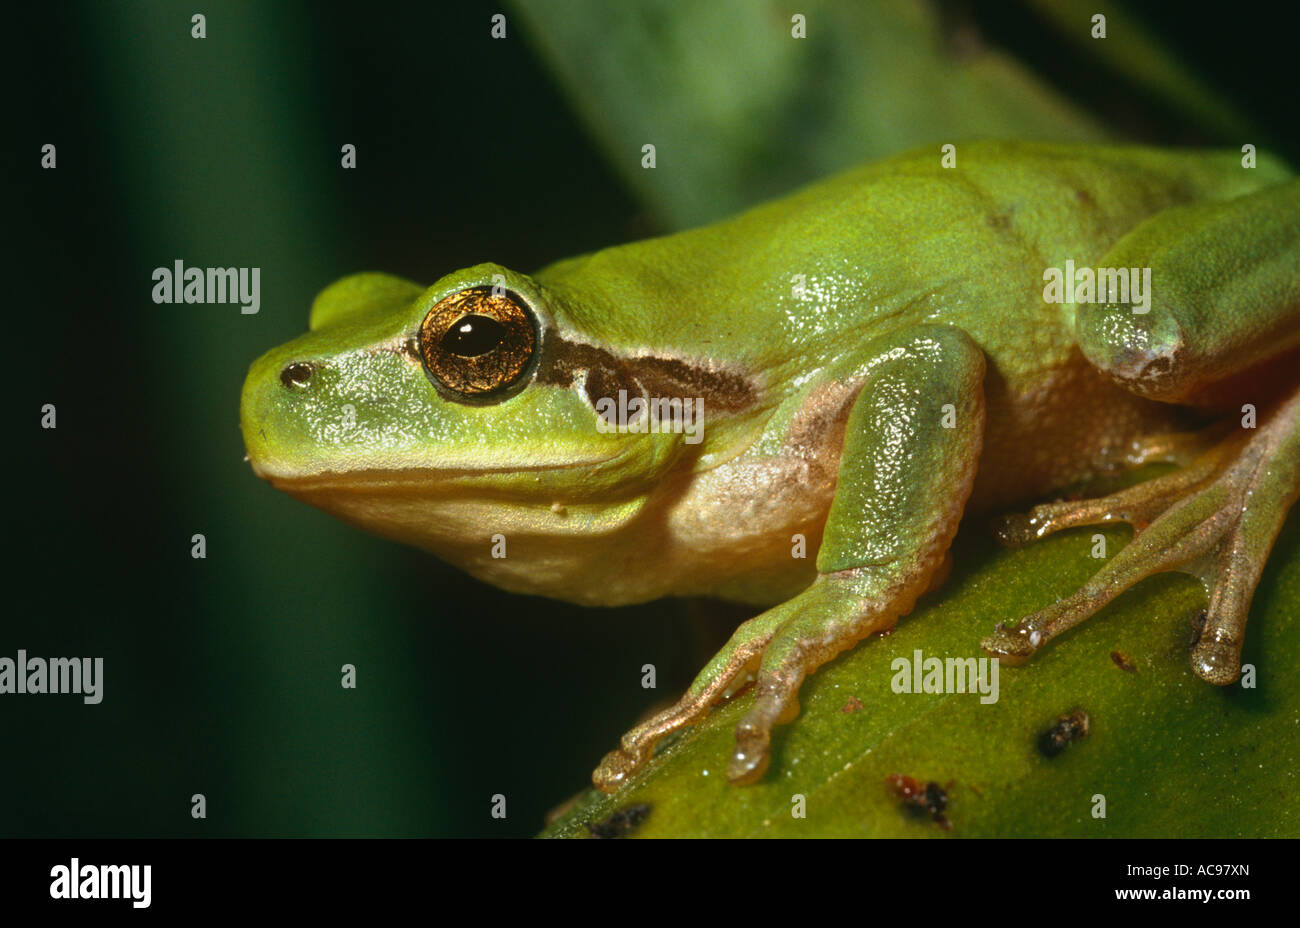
(240, 347), (319, 479)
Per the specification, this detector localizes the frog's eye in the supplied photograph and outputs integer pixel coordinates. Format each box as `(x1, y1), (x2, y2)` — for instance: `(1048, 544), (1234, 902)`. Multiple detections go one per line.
(419, 287), (538, 400)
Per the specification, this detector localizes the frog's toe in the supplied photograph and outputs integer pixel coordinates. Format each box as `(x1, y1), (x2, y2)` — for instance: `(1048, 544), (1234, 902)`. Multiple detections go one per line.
(722, 573), (909, 784)
(979, 622), (1040, 665)
(984, 388), (1300, 680)
(990, 427), (1232, 548)
(990, 445), (1227, 548)
(727, 721), (772, 785)
(591, 610), (781, 793)
(591, 681), (741, 794)
(727, 671), (802, 784)
(593, 747), (640, 793)
(1190, 635), (1244, 686)
(591, 703), (706, 794)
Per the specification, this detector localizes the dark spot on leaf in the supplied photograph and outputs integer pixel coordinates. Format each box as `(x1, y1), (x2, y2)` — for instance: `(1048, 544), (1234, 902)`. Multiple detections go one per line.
(1039, 708), (1090, 757)
(840, 697), (864, 713)
(586, 803), (652, 839)
(887, 774), (952, 830)
(986, 209), (1015, 232)
(1110, 651), (1137, 673)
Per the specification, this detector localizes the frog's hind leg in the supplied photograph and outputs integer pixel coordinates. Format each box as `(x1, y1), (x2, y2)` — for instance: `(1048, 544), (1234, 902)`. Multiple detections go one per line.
(986, 179), (1300, 680)
(984, 381), (1300, 683)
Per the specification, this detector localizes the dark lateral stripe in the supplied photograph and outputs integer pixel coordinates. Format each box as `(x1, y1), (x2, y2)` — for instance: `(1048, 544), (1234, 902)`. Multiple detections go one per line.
(538, 335), (759, 412)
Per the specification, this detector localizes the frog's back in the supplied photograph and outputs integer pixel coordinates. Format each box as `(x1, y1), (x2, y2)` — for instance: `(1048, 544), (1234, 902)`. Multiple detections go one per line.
(535, 141), (1290, 509)
(538, 140), (1288, 387)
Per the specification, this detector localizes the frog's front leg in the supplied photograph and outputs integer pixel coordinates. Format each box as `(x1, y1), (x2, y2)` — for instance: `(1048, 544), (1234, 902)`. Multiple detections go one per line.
(594, 325), (986, 791)
(984, 180), (1300, 682)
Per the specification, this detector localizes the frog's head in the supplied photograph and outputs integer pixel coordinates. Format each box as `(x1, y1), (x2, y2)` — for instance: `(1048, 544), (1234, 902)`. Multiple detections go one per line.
(240, 263), (756, 600)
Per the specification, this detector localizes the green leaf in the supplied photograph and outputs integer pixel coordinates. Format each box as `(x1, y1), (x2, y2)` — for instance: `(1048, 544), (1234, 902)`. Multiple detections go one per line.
(1023, 0), (1257, 141)
(543, 503), (1299, 837)
(509, 0), (1108, 229)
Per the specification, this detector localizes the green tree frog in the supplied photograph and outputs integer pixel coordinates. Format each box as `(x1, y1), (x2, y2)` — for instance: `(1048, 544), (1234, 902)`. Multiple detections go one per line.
(241, 141), (1300, 793)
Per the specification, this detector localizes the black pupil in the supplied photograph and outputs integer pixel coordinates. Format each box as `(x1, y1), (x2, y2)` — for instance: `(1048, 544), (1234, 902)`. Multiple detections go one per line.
(440, 314), (504, 357)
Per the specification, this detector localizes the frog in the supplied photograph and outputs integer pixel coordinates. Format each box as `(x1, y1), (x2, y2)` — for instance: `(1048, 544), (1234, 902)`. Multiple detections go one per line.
(240, 140), (1300, 794)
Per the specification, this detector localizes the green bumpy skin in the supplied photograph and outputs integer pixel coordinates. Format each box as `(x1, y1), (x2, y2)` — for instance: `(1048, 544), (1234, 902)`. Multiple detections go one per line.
(240, 140), (1300, 792)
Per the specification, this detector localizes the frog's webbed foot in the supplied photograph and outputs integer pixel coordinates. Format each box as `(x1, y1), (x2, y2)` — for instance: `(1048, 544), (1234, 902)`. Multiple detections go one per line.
(592, 572), (920, 793)
(593, 642), (773, 793)
(592, 608), (779, 793)
(983, 388), (1300, 683)
(724, 570), (925, 784)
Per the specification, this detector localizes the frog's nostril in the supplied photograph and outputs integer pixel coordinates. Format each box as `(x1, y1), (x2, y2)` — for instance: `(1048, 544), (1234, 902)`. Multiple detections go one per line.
(280, 361), (316, 389)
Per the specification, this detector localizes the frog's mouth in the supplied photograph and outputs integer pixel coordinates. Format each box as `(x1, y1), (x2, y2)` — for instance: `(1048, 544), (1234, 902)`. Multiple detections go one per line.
(256, 460), (611, 494)
(247, 439), (642, 499)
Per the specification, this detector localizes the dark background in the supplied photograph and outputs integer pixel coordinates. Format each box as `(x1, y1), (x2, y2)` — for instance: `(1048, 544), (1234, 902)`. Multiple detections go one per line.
(6, 1), (1296, 837)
